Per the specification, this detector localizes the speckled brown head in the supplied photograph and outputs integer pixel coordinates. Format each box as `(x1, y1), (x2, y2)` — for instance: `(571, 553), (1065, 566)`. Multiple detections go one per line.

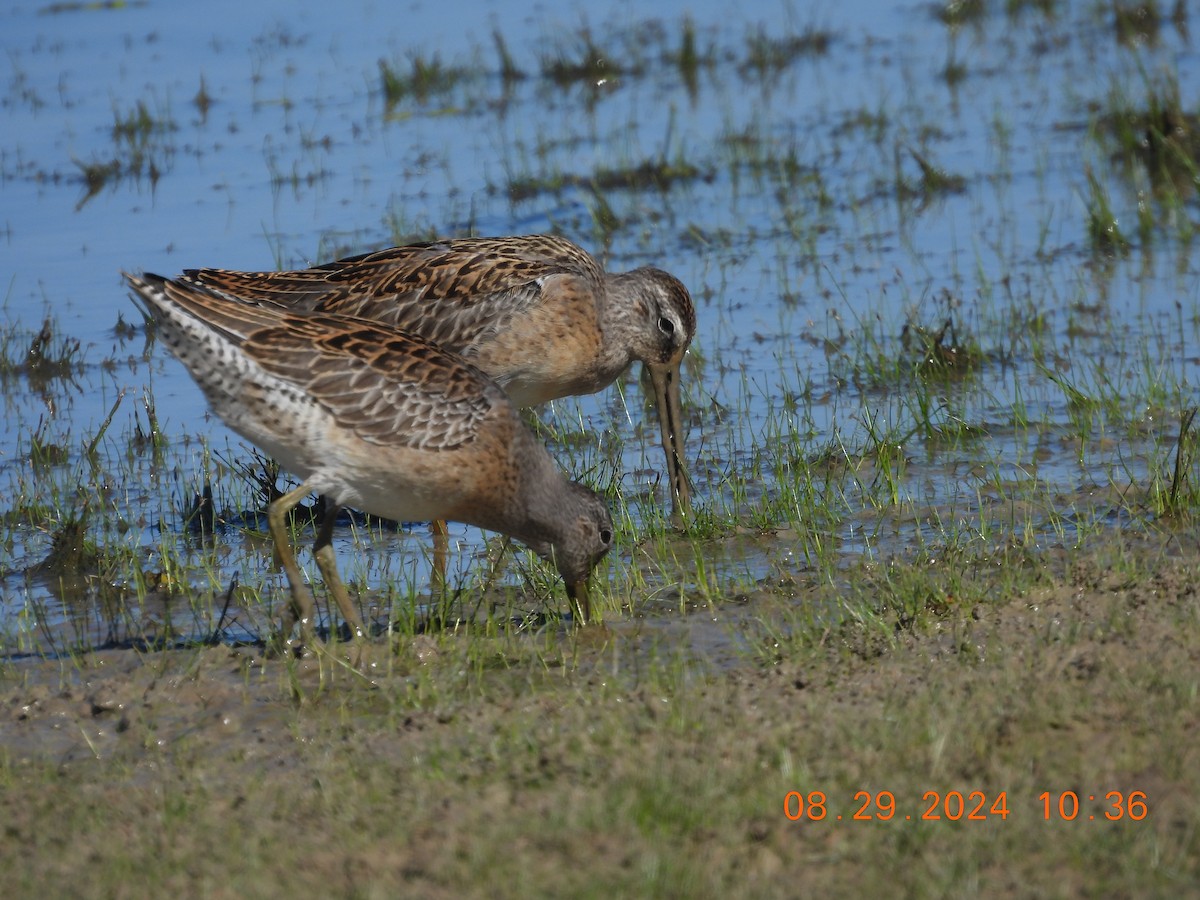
(522, 481), (614, 623)
(610, 266), (696, 370)
(609, 267), (696, 524)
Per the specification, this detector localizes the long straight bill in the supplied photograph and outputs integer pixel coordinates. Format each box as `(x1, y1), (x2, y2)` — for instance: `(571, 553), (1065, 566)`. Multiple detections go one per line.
(647, 360), (691, 527)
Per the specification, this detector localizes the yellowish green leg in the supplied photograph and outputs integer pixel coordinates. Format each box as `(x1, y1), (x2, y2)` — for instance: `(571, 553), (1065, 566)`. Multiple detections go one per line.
(311, 505), (368, 656)
(430, 519), (450, 591)
(267, 482), (322, 650)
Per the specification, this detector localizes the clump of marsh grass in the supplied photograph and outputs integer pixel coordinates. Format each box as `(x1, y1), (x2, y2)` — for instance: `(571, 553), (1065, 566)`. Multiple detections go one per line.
(1156, 407), (1200, 519)
(378, 53), (471, 108)
(895, 146), (967, 206)
(505, 154), (710, 203)
(72, 98), (176, 208)
(1113, 1), (1162, 46)
(193, 75), (213, 121)
(539, 26), (631, 87)
(669, 17), (717, 99)
(1082, 165), (1132, 255)
(1004, 0), (1059, 18)
(492, 29), (525, 84)
(740, 25), (832, 79)
(0, 318), (84, 390)
(899, 316), (983, 382)
(1094, 69), (1200, 207)
(110, 99), (175, 146)
(841, 303), (984, 392)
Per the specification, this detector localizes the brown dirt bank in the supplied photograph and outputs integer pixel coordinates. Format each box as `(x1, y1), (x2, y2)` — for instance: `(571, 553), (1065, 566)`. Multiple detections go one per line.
(2, 536), (1198, 897)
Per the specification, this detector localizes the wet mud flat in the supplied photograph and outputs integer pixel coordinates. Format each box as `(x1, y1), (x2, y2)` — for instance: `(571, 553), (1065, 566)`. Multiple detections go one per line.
(2, 533), (1197, 896)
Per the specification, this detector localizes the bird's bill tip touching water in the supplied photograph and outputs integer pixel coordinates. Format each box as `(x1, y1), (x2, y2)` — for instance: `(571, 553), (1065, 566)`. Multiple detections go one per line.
(647, 359), (691, 526)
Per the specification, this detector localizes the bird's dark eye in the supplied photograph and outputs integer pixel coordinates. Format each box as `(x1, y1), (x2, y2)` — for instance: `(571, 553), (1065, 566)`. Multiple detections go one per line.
(658, 316), (674, 336)
(600, 529), (613, 545)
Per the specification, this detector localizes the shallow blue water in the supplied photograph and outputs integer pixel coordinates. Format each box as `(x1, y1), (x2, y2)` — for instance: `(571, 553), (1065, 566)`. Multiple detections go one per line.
(2, 0), (1198, 646)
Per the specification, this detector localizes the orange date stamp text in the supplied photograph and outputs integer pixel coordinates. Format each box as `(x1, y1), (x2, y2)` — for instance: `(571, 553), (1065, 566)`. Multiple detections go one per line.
(783, 790), (1149, 822)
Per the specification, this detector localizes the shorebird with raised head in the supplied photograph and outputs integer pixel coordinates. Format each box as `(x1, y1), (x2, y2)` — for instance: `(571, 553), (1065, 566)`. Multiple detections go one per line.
(177, 234), (695, 523)
(125, 272), (615, 650)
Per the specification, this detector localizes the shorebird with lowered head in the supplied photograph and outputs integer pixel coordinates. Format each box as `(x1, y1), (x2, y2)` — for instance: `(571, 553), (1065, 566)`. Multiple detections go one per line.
(125, 272), (615, 651)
